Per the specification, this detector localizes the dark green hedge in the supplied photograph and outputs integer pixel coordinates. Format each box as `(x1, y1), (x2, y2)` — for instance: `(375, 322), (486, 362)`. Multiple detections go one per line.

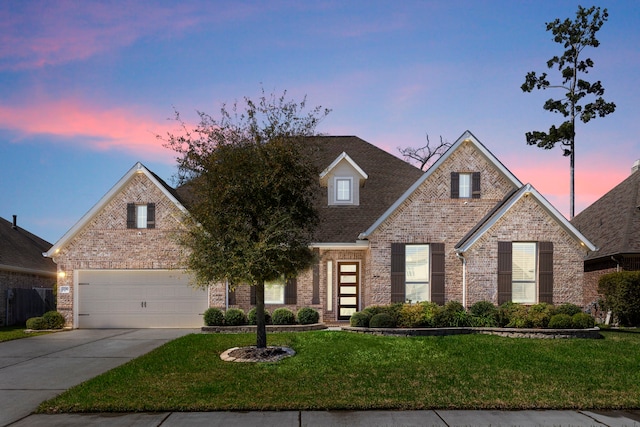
(598, 271), (640, 326)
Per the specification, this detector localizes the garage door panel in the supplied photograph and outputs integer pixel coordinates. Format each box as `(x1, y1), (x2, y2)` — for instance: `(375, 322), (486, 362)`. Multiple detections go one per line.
(77, 270), (207, 328)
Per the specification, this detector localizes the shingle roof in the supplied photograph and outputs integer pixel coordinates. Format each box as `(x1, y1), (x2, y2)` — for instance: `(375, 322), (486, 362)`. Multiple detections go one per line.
(571, 169), (640, 261)
(0, 216), (56, 275)
(305, 136), (424, 243)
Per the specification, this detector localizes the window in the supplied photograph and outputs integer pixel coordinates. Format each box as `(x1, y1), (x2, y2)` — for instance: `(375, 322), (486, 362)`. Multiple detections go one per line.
(335, 178), (352, 202)
(264, 276), (286, 304)
(126, 203), (155, 229)
(136, 205), (147, 229)
(511, 243), (537, 303)
(498, 241), (553, 305)
(391, 243), (445, 304)
(405, 245), (430, 302)
(451, 172), (480, 199)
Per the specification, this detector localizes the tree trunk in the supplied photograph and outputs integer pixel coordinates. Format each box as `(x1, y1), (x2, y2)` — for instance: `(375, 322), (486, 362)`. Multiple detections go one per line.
(255, 280), (267, 348)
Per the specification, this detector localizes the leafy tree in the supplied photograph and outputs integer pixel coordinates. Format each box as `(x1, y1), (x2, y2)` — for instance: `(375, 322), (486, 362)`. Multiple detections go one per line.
(521, 5), (615, 218)
(398, 134), (451, 171)
(162, 90), (330, 347)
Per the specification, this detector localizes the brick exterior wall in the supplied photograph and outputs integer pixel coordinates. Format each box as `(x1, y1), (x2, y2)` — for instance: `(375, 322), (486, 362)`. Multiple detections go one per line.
(49, 173), (187, 327)
(365, 139), (588, 309)
(583, 267), (616, 309)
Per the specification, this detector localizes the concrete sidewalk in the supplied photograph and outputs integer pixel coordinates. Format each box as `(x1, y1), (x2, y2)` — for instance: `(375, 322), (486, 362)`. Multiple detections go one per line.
(9, 409), (640, 426)
(0, 328), (197, 427)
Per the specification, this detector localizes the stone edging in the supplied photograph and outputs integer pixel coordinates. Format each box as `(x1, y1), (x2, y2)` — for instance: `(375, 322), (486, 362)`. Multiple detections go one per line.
(220, 346), (296, 362)
(341, 326), (603, 339)
(202, 323), (328, 333)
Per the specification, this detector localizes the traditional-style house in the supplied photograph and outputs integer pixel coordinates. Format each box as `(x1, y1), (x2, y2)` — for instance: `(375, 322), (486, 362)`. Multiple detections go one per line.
(46, 131), (595, 328)
(571, 160), (640, 307)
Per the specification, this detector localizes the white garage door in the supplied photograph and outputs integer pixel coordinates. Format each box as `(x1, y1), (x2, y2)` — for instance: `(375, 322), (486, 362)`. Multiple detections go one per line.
(77, 270), (208, 328)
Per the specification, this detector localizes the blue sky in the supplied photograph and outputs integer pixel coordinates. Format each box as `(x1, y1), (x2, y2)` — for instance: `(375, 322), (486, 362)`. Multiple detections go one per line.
(1, 0), (638, 244)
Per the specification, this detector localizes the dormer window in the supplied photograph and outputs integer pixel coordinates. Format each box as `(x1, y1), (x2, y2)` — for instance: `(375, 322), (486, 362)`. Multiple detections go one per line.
(335, 178), (353, 203)
(320, 152), (368, 206)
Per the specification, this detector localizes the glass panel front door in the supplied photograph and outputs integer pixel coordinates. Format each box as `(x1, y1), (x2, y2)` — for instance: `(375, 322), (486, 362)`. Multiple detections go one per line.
(338, 262), (359, 320)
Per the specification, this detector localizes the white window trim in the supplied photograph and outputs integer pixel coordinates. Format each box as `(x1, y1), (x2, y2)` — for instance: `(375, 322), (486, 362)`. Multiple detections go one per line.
(459, 173), (472, 198)
(135, 204), (148, 229)
(334, 177), (353, 204)
(264, 276), (286, 304)
(405, 244), (430, 303)
(511, 242), (537, 304)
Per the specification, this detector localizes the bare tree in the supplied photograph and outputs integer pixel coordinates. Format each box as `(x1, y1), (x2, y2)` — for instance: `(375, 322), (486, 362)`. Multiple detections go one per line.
(399, 134), (451, 171)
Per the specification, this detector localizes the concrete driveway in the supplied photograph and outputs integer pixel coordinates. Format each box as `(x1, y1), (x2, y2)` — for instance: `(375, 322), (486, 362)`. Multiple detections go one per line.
(0, 328), (197, 426)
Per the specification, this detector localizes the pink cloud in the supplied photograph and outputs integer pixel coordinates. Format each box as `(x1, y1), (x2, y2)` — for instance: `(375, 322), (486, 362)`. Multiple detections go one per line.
(0, 98), (181, 162)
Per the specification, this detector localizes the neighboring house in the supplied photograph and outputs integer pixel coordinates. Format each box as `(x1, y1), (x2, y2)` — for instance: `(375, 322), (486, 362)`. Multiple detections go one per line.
(571, 161), (640, 308)
(46, 131), (596, 328)
(0, 215), (57, 326)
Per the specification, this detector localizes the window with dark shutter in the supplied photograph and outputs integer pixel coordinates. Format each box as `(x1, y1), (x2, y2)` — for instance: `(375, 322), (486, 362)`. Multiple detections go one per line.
(497, 241), (513, 305)
(431, 243), (445, 305)
(451, 172), (460, 199)
(284, 278), (297, 305)
(126, 203), (136, 229)
(538, 242), (553, 304)
(146, 203), (156, 229)
(472, 172), (481, 199)
(390, 243), (406, 302)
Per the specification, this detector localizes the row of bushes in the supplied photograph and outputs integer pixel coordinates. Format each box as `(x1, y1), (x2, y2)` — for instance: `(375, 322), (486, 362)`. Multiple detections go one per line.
(350, 301), (596, 330)
(203, 306), (319, 326)
(598, 271), (640, 326)
(26, 311), (65, 330)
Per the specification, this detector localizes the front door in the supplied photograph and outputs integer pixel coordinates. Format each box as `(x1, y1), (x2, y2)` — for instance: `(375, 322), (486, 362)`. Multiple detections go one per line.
(338, 262), (359, 320)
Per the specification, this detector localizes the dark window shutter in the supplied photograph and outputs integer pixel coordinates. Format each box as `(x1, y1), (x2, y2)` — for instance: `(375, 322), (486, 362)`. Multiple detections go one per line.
(472, 172), (481, 199)
(538, 242), (554, 304)
(285, 277), (297, 305)
(391, 243), (406, 303)
(228, 282), (236, 305)
(431, 243), (445, 305)
(451, 172), (460, 199)
(312, 248), (320, 304)
(250, 285), (256, 305)
(126, 203), (136, 229)
(497, 241), (512, 305)
(146, 203), (155, 229)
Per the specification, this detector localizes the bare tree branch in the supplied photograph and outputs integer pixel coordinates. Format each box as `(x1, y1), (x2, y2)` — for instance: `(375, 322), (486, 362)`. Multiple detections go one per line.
(398, 134), (452, 171)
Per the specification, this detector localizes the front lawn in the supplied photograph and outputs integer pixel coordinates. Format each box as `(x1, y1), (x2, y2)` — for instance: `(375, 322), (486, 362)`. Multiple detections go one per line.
(38, 330), (640, 412)
(0, 325), (50, 342)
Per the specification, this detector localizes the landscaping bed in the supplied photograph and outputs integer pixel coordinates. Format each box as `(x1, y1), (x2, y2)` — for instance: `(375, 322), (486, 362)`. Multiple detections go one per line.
(342, 325), (602, 339)
(202, 323), (327, 333)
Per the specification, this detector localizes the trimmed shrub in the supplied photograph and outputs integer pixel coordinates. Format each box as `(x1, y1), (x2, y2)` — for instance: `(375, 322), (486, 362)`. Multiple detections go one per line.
(42, 311), (65, 329)
(433, 300), (466, 327)
(572, 312), (595, 329)
(350, 311), (371, 327)
(369, 313), (396, 328)
(203, 308), (224, 326)
(527, 303), (553, 328)
(548, 313), (573, 329)
(224, 308), (247, 326)
(469, 301), (498, 327)
(497, 302), (520, 327)
(421, 301), (441, 328)
(398, 303), (428, 328)
(247, 308), (271, 325)
(506, 304), (531, 328)
(297, 307), (320, 325)
(271, 308), (296, 325)
(26, 317), (46, 330)
(362, 303), (403, 326)
(554, 303), (583, 317)
(598, 272), (640, 326)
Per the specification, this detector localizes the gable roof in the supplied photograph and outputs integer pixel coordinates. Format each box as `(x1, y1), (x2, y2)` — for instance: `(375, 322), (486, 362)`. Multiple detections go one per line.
(305, 136), (424, 244)
(571, 168), (640, 261)
(319, 151), (369, 185)
(359, 130), (522, 239)
(0, 216), (56, 276)
(45, 162), (188, 258)
(455, 183), (597, 253)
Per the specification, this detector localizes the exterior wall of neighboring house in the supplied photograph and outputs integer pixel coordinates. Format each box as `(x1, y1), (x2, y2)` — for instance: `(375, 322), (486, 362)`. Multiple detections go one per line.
(463, 197), (587, 306)
(49, 173), (186, 327)
(366, 140), (519, 306)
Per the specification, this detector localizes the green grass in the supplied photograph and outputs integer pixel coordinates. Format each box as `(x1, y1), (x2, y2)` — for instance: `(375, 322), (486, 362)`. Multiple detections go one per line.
(0, 325), (50, 342)
(38, 330), (640, 413)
